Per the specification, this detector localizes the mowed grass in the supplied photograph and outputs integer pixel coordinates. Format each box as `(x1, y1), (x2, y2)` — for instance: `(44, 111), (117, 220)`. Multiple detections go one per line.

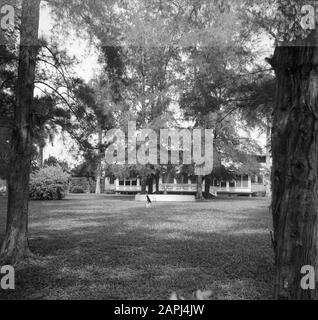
(0, 195), (274, 300)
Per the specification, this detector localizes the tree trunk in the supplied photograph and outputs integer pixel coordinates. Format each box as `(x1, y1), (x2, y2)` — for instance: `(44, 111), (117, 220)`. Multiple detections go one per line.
(5, 179), (9, 195)
(265, 123), (272, 197)
(39, 145), (44, 168)
(196, 175), (203, 200)
(95, 126), (103, 194)
(141, 177), (147, 194)
(155, 173), (160, 194)
(88, 177), (94, 193)
(270, 45), (318, 300)
(204, 175), (211, 199)
(0, 0), (41, 265)
(147, 177), (153, 194)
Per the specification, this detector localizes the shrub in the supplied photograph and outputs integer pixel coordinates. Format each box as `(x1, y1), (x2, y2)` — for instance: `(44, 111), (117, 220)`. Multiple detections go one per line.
(68, 177), (104, 194)
(69, 177), (89, 193)
(0, 179), (6, 196)
(0, 187), (7, 196)
(29, 166), (70, 200)
(70, 186), (85, 194)
(104, 189), (115, 195)
(89, 179), (96, 193)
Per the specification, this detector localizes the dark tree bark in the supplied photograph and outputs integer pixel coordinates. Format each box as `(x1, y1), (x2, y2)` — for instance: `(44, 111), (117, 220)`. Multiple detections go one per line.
(204, 175), (211, 199)
(147, 179), (153, 194)
(270, 44), (318, 300)
(141, 177), (147, 194)
(39, 145), (44, 168)
(265, 122), (272, 197)
(196, 175), (203, 200)
(155, 172), (160, 194)
(0, 0), (41, 265)
(95, 125), (103, 194)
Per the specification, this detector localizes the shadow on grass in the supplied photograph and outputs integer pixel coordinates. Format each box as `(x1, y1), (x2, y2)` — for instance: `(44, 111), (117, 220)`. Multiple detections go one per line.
(0, 196), (274, 300)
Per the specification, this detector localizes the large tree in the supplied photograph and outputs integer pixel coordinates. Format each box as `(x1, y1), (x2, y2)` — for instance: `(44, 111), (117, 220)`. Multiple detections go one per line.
(179, 43), (262, 199)
(0, 0), (41, 264)
(247, 0), (318, 299)
(50, 0), (248, 197)
(270, 37), (318, 300)
(237, 75), (276, 197)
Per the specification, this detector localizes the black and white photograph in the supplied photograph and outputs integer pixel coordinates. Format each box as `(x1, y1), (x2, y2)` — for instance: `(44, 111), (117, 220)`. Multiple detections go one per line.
(0, 0), (317, 305)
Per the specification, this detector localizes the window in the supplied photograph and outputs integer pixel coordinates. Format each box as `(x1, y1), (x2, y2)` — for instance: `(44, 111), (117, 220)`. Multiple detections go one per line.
(242, 175), (249, 188)
(163, 174), (174, 184)
(236, 176), (242, 188)
(131, 180), (137, 186)
(257, 156), (266, 164)
(229, 181), (235, 188)
(119, 180), (124, 186)
(176, 175), (183, 184)
(213, 179), (220, 187)
(221, 181), (226, 188)
(125, 180), (131, 186)
(190, 176), (197, 184)
(110, 177), (115, 185)
(176, 174), (189, 184)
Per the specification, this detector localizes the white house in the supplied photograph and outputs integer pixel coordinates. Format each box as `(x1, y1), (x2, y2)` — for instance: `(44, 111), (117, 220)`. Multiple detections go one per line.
(105, 173), (267, 197)
(104, 154), (271, 197)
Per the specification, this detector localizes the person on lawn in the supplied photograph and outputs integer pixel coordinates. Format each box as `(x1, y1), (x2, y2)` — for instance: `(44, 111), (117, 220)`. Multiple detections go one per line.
(146, 193), (152, 208)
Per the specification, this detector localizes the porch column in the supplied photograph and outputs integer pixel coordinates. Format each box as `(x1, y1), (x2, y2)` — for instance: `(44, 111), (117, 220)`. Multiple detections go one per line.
(105, 177), (110, 189)
(115, 178), (119, 194)
(248, 176), (252, 191)
(174, 178), (177, 191)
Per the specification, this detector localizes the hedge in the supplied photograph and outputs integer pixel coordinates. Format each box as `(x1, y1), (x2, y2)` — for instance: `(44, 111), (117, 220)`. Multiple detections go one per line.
(29, 166), (70, 200)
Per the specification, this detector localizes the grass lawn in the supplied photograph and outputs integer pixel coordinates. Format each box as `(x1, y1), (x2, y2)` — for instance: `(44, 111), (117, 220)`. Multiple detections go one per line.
(0, 195), (274, 300)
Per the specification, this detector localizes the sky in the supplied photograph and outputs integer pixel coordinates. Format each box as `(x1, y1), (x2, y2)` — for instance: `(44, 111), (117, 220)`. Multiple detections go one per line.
(38, 4), (100, 82)
(38, 3), (272, 166)
(38, 4), (100, 165)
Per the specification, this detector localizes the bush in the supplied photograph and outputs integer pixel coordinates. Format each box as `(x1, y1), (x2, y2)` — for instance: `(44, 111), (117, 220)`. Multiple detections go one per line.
(29, 166), (70, 200)
(104, 189), (115, 195)
(69, 177), (102, 193)
(70, 186), (85, 194)
(0, 187), (7, 196)
(0, 179), (6, 196)
(89, 179), (96, 193)
(69, 177), (89, 193)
